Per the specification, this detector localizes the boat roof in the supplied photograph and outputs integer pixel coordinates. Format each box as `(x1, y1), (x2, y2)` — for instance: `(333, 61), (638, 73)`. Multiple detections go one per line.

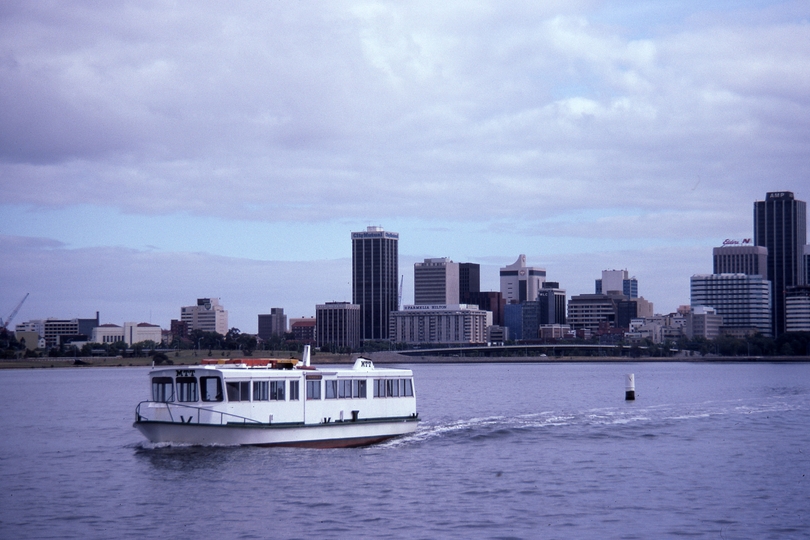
(149, 357), (413, 377)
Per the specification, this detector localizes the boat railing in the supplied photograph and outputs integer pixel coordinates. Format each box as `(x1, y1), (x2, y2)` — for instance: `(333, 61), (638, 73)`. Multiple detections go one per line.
(135, 401), (264, 426)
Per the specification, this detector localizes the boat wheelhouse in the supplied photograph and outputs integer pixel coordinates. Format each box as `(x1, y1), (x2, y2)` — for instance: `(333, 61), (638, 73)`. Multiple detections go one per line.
(134, 347), (418, 448)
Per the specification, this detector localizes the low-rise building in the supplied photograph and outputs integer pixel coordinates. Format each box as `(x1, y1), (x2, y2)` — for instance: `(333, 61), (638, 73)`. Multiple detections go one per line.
(685, 306), (724, 340)
(17, 313), (99, 348)
(316, 302), (360, 350)
(290, 318), (316, 344)
(92, 322), (162, 346)
(786, 286), (810, 332)
(392, 304), (490, 345)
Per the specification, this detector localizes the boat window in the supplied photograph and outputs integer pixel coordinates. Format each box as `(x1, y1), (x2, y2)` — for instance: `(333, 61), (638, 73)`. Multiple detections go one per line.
(227, 381), (250, 402)
(201, 376), (223, 402)
(373, 378), (412, 398)
(354, 379), (367, 398)
(151, 377), (173, 402)
(325, 380), (338, 399)
(306, 380), (321, 400)
(177, 376), (198, 402)
(289, 381), (300, 401)
(270, 381), (285, 401)
(253, 381), (269, 401)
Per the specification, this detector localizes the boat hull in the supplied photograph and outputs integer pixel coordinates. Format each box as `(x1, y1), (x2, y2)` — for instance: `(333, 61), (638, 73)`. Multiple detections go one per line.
(134, 416), (418, 448)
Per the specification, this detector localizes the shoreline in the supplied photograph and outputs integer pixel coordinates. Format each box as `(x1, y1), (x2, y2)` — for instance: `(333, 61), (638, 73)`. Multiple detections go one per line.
(2, 352), (808, 369)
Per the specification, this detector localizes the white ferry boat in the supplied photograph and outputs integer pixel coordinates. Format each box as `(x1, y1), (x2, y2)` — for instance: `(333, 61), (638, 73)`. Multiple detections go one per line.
(134, 347), (418, 448)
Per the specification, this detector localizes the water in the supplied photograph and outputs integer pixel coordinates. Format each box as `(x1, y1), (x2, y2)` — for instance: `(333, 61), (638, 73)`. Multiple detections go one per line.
(1, 362), (809, 539)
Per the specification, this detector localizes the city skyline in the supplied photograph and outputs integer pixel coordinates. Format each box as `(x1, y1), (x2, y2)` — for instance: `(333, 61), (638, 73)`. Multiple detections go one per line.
(2, 2), (809, 333)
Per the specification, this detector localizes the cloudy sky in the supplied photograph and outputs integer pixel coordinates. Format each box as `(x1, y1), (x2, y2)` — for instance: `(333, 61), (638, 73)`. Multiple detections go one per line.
(1, 1), (808, 333)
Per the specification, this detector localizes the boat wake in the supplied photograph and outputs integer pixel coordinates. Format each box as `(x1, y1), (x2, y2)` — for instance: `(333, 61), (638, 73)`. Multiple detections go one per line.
(382, 395), (805, 448)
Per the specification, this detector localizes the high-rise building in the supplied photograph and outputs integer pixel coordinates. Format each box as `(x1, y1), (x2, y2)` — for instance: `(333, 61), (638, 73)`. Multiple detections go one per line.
(537, 282), (566, 325)
(461, 291), (504, 326)
(754, 191), (807, 336)
(713, 242), (767, 276)
(458, 263), (480, 300)
(414, 258), (460, 305)
(316, 302), (361, 350)
(500, 255), (546, 304)
(258, 308), (287, 341)
(352, 226), (399, 341)
(181, 298), (228, 335)
(595, 269), (638, 298)
(690, 274), (772, 336)
(504, 302), (524, 340)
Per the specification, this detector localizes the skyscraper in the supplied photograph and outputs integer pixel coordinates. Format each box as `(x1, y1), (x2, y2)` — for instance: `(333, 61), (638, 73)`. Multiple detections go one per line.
(499, 255), (546, 304)
(754, 191), (807, 336)
(458, 262), (480, 300)
(414, 258), (459, 305)
(352, 226), (399, 341)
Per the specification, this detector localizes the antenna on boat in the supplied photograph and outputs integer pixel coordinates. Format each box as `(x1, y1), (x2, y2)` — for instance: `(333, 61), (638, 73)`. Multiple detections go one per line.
(303, 344), (311, 367)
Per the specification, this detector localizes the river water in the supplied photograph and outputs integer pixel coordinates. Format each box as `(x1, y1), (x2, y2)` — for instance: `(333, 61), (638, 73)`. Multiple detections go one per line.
(1, 362), (808, 539)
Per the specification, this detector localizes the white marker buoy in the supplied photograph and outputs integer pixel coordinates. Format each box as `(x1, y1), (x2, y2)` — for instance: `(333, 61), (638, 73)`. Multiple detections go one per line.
(625, 373), (635, 400)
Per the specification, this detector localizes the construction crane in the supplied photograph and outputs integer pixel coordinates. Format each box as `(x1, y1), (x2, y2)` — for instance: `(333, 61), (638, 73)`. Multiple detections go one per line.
(1, 293), (29, 330)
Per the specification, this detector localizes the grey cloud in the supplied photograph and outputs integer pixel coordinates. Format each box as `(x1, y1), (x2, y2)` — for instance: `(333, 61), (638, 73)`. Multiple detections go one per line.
(0, 2), (808, 228)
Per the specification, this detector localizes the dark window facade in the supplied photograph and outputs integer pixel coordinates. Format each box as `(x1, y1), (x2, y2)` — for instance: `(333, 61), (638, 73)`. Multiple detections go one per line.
(352, 229), (399, 341)
(754, 192), (807, 336)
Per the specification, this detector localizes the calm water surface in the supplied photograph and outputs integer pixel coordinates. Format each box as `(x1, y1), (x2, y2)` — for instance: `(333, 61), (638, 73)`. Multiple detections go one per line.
(1, 362), (809, 539)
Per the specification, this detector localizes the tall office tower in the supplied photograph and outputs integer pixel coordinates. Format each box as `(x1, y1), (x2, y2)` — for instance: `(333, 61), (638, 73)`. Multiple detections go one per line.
(414, 258), (460, 305)
(352, 226), (399, 341)
(500, 254), (546, 304)
(257, 308), (287, 341)
(595, 269), (638, 298)
(754, 191), (807, 336)
(713, 243), (768, 275)
(690, 274), (772, 337)
(181, 298), (228, 335)
(458, 263), (480, 300)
